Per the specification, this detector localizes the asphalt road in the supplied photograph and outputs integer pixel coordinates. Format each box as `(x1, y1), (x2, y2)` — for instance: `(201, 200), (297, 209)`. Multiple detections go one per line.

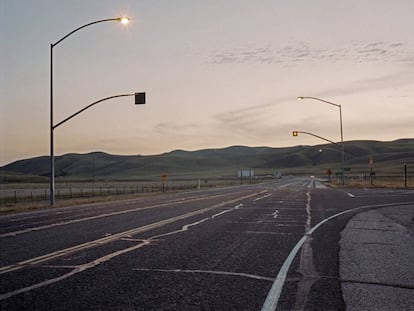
(1, 178), (413, 310)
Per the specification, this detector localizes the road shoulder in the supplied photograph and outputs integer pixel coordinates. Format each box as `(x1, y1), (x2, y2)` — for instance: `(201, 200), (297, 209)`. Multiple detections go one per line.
(339, 204), (414, 311)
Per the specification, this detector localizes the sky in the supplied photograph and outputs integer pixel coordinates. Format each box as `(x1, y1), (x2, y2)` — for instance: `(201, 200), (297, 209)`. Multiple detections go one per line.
(1, 0), (413, 166)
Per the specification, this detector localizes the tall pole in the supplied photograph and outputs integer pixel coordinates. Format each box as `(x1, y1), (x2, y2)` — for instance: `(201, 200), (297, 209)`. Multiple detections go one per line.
(339, 104), (345, 185)
(50, 44), (55, 205)
(297, 96), (345, 185)
(49, 17), (130, 206)
(404, 163), (407, 188)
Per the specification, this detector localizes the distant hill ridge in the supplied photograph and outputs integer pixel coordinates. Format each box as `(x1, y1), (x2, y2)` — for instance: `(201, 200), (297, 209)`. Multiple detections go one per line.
(1, 139), (413, 181)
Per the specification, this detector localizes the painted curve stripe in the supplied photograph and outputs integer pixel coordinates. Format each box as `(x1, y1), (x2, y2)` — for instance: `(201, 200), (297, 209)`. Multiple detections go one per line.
(261, 201), (414, 311)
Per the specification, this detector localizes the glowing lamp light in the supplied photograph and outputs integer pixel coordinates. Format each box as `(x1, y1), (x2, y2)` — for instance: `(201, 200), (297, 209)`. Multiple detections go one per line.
(119, 17), (130, 25)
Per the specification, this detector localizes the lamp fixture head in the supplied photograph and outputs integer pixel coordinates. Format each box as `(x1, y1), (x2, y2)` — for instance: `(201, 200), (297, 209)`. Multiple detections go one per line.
(119, 17), (130, 25)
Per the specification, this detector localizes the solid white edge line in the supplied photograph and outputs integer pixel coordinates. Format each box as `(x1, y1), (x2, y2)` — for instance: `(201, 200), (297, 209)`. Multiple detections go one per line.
(261, 201), (414, 311)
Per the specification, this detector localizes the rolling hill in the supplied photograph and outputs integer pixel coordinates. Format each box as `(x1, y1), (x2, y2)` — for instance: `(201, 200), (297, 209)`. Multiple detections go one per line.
(1, 139), (413, 182)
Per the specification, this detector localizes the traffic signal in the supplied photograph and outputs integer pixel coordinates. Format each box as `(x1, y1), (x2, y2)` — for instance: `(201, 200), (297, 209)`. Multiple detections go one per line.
(135, 92), (146, 105)
(292, 131), (298, 137)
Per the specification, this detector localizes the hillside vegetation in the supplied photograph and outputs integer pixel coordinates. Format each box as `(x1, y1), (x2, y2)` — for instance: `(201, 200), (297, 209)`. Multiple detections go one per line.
(1, 139), (413, 182)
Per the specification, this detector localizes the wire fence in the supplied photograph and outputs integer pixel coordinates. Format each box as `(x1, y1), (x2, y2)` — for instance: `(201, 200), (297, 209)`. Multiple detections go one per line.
(0, 182), (205, 205)
(330, 174), (413, 188)
(1, 174), (412, 206)
(0, 178), (251, 205)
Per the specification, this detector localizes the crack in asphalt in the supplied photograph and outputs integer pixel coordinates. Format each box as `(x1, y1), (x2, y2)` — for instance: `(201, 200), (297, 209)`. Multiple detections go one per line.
(132, 268), (275, 282)
(0, 196), (256, 300)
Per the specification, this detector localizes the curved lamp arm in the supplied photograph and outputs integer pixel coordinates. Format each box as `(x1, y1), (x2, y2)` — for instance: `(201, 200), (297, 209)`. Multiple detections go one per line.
(53, 93), (144, 129)
(52, 17), (129, 47)
(297, 96), (341, 108)
(293, 131), (338, 146)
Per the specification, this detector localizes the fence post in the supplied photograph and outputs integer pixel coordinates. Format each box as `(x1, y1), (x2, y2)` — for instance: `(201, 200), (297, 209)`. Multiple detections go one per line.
(404, 163), (407, 188)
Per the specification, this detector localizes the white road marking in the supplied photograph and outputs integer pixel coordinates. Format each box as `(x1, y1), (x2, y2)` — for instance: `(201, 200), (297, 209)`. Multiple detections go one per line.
(271, 210), (280, 219)
(133, 268), (274, 282)
(0, 203), (173, 238)
(0, 191), (251, 238)
(261, 200), (414, 311)
(306, 191), (311, 227)
(0, 195), (258, 299)
(211, 203), (243, 219)
(279, 183), (294, 188)
(253, 193), (272, 202)
(0, 192), (259, 275)
(0, 240), (150, 300)
(346, 192), (355, 198)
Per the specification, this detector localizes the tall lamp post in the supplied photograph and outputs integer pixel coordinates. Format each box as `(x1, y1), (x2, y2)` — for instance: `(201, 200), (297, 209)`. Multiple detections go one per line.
(297, 96), (345, 185)
(50, 17), (130, 206)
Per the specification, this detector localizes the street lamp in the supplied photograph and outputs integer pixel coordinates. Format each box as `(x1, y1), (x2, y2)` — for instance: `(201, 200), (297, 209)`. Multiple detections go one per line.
(292, 130), (339, 146)
(297, 96), (345, 185)
(50, 17), (130, 206)
(53, 93), (146, 130)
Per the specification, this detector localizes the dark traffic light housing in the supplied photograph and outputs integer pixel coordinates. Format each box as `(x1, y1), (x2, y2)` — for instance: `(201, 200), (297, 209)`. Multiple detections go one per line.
(135, 92), (146, 105)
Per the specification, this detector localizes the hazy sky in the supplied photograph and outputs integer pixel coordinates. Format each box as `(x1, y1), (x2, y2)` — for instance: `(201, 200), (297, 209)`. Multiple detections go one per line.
(1, 0), (413, 166)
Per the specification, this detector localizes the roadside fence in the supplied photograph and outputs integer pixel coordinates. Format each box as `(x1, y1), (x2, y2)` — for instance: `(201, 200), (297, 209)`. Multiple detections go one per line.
(0, 182), (203, 205)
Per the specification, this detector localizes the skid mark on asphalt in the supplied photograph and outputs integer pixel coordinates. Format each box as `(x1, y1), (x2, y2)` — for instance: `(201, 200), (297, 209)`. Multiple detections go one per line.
(133, 268), (275, 282)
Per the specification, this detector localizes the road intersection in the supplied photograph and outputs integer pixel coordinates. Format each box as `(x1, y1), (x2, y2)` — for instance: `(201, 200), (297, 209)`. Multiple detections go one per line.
(1, 178), (413, 310)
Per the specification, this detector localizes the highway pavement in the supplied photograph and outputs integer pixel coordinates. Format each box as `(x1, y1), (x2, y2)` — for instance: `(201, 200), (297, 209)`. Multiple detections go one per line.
(1, 177), (413, 310)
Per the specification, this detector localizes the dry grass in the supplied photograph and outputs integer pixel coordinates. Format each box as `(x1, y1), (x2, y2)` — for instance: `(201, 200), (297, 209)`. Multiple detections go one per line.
(328, 178), (412, 189)
(0, 190), (178, 214)
(0, 179), (244, 214)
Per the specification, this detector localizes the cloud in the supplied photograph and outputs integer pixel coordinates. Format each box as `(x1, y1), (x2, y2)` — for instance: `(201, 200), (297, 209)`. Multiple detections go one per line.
(209, 45), (274, 64)
(206, 40), (414, 66)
